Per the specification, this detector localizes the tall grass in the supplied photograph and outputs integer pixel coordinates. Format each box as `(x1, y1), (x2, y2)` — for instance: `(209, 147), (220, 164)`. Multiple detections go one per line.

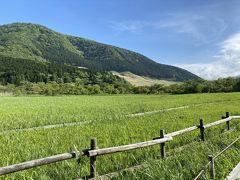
(0, 93), (240, 179)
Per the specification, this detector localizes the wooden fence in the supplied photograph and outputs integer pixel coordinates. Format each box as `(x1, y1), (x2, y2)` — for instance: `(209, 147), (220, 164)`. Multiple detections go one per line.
(194, 136), (240, 180)
(0, 112), (240, 178)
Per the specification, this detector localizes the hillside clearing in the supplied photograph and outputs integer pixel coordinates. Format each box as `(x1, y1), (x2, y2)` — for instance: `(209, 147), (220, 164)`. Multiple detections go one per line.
(111, 71), (177, 86)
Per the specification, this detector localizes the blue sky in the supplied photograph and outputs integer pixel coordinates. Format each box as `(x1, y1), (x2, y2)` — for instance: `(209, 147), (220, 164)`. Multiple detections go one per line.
(1, 0), (240, 79)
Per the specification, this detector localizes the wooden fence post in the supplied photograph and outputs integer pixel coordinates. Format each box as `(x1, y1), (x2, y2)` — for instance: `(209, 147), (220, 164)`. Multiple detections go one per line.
(208, 155), (215, 179)
(90, 138), (97, 178)
(226, 112), (230, 130)
(160, 129), (165, 159)
(199, 119), (205, 141)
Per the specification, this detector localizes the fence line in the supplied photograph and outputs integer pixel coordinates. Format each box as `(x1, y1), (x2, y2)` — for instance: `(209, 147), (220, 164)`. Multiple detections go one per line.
(0, 112), (239, 178)
(194, 161), (212, 180)
(95, 130), (235, 180)
(194, 136), (240, 180)
(214, 136), (240, 159)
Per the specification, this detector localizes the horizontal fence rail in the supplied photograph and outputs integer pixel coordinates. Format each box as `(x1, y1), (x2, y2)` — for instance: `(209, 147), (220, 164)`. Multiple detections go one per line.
(214, 136), (240, 160)
(204, 117), (232, 129)
(0, 112), (239, 178)
(194, 161), (211, 180)
(166, 126), (198, 137)
(88, 136), (173, 157)
(0, 152), (79, 175)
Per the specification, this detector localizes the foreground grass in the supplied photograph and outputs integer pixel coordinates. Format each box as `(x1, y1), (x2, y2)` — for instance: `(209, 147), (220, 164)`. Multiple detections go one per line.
(0, 93), (240, 179)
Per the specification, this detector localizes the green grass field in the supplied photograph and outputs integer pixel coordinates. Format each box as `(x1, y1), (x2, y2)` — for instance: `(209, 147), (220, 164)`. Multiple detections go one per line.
(0, 93), (240, 179)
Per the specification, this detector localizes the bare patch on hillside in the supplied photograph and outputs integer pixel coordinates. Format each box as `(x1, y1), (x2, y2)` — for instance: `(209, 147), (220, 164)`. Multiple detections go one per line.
(112, 71), (177, 86)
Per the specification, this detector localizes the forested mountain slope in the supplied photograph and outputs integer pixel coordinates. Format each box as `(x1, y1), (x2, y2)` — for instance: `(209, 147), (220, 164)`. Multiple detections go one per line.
(0, 55), (129, 88)
(0, 23), (200, 81)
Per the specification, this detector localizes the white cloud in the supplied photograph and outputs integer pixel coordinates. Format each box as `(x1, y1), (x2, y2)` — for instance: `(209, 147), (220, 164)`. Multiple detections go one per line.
(219, 33), (240, 64)
(109, 13), (227, 44)
(178, 33), (240, 80)
(109, 21), (145, 34)
(157, 13), (227, 44)
(153, 14), (204, 39)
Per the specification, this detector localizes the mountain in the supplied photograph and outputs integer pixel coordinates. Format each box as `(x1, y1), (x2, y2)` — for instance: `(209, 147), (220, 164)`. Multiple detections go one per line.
(0, 23), (200, 81)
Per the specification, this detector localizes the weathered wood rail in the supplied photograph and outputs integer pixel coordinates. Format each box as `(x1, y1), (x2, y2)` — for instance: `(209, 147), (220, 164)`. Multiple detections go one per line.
(166, 126), (198, 137)
(0, 151), (81, 175)
(88, 136), (173, 157)
(0, 112), (239, 178)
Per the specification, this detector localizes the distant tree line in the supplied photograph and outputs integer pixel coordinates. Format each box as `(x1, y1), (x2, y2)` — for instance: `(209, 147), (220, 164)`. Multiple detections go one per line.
(2, 77), (240, 96)
(1, 55), (240, 96)
(132, 78), (240, 94)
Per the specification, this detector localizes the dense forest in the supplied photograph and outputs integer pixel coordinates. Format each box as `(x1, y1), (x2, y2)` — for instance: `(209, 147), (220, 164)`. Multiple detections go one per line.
(0, 23), (199, 81)
(0, 55), (132, 95)
(67, 36), (199, 81)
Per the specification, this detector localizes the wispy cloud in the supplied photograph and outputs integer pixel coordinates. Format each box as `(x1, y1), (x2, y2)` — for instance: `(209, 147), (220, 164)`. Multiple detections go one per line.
(157, 13), (227, 43)
(178, 32), (240, 80)
(109, 12), (227, 44)
(110, 21), (145, 34)
(153, 13), (204, 39)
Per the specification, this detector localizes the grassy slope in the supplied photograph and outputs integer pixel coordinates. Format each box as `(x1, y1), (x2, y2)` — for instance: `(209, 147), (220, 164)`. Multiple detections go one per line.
(0, 23), (85, 65)
(0, 93), (239, 179)
(112, 71), (177, 86)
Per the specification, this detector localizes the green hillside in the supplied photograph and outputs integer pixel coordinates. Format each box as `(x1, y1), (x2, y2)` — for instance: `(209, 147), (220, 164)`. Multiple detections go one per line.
(0, 23), (200, 81)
